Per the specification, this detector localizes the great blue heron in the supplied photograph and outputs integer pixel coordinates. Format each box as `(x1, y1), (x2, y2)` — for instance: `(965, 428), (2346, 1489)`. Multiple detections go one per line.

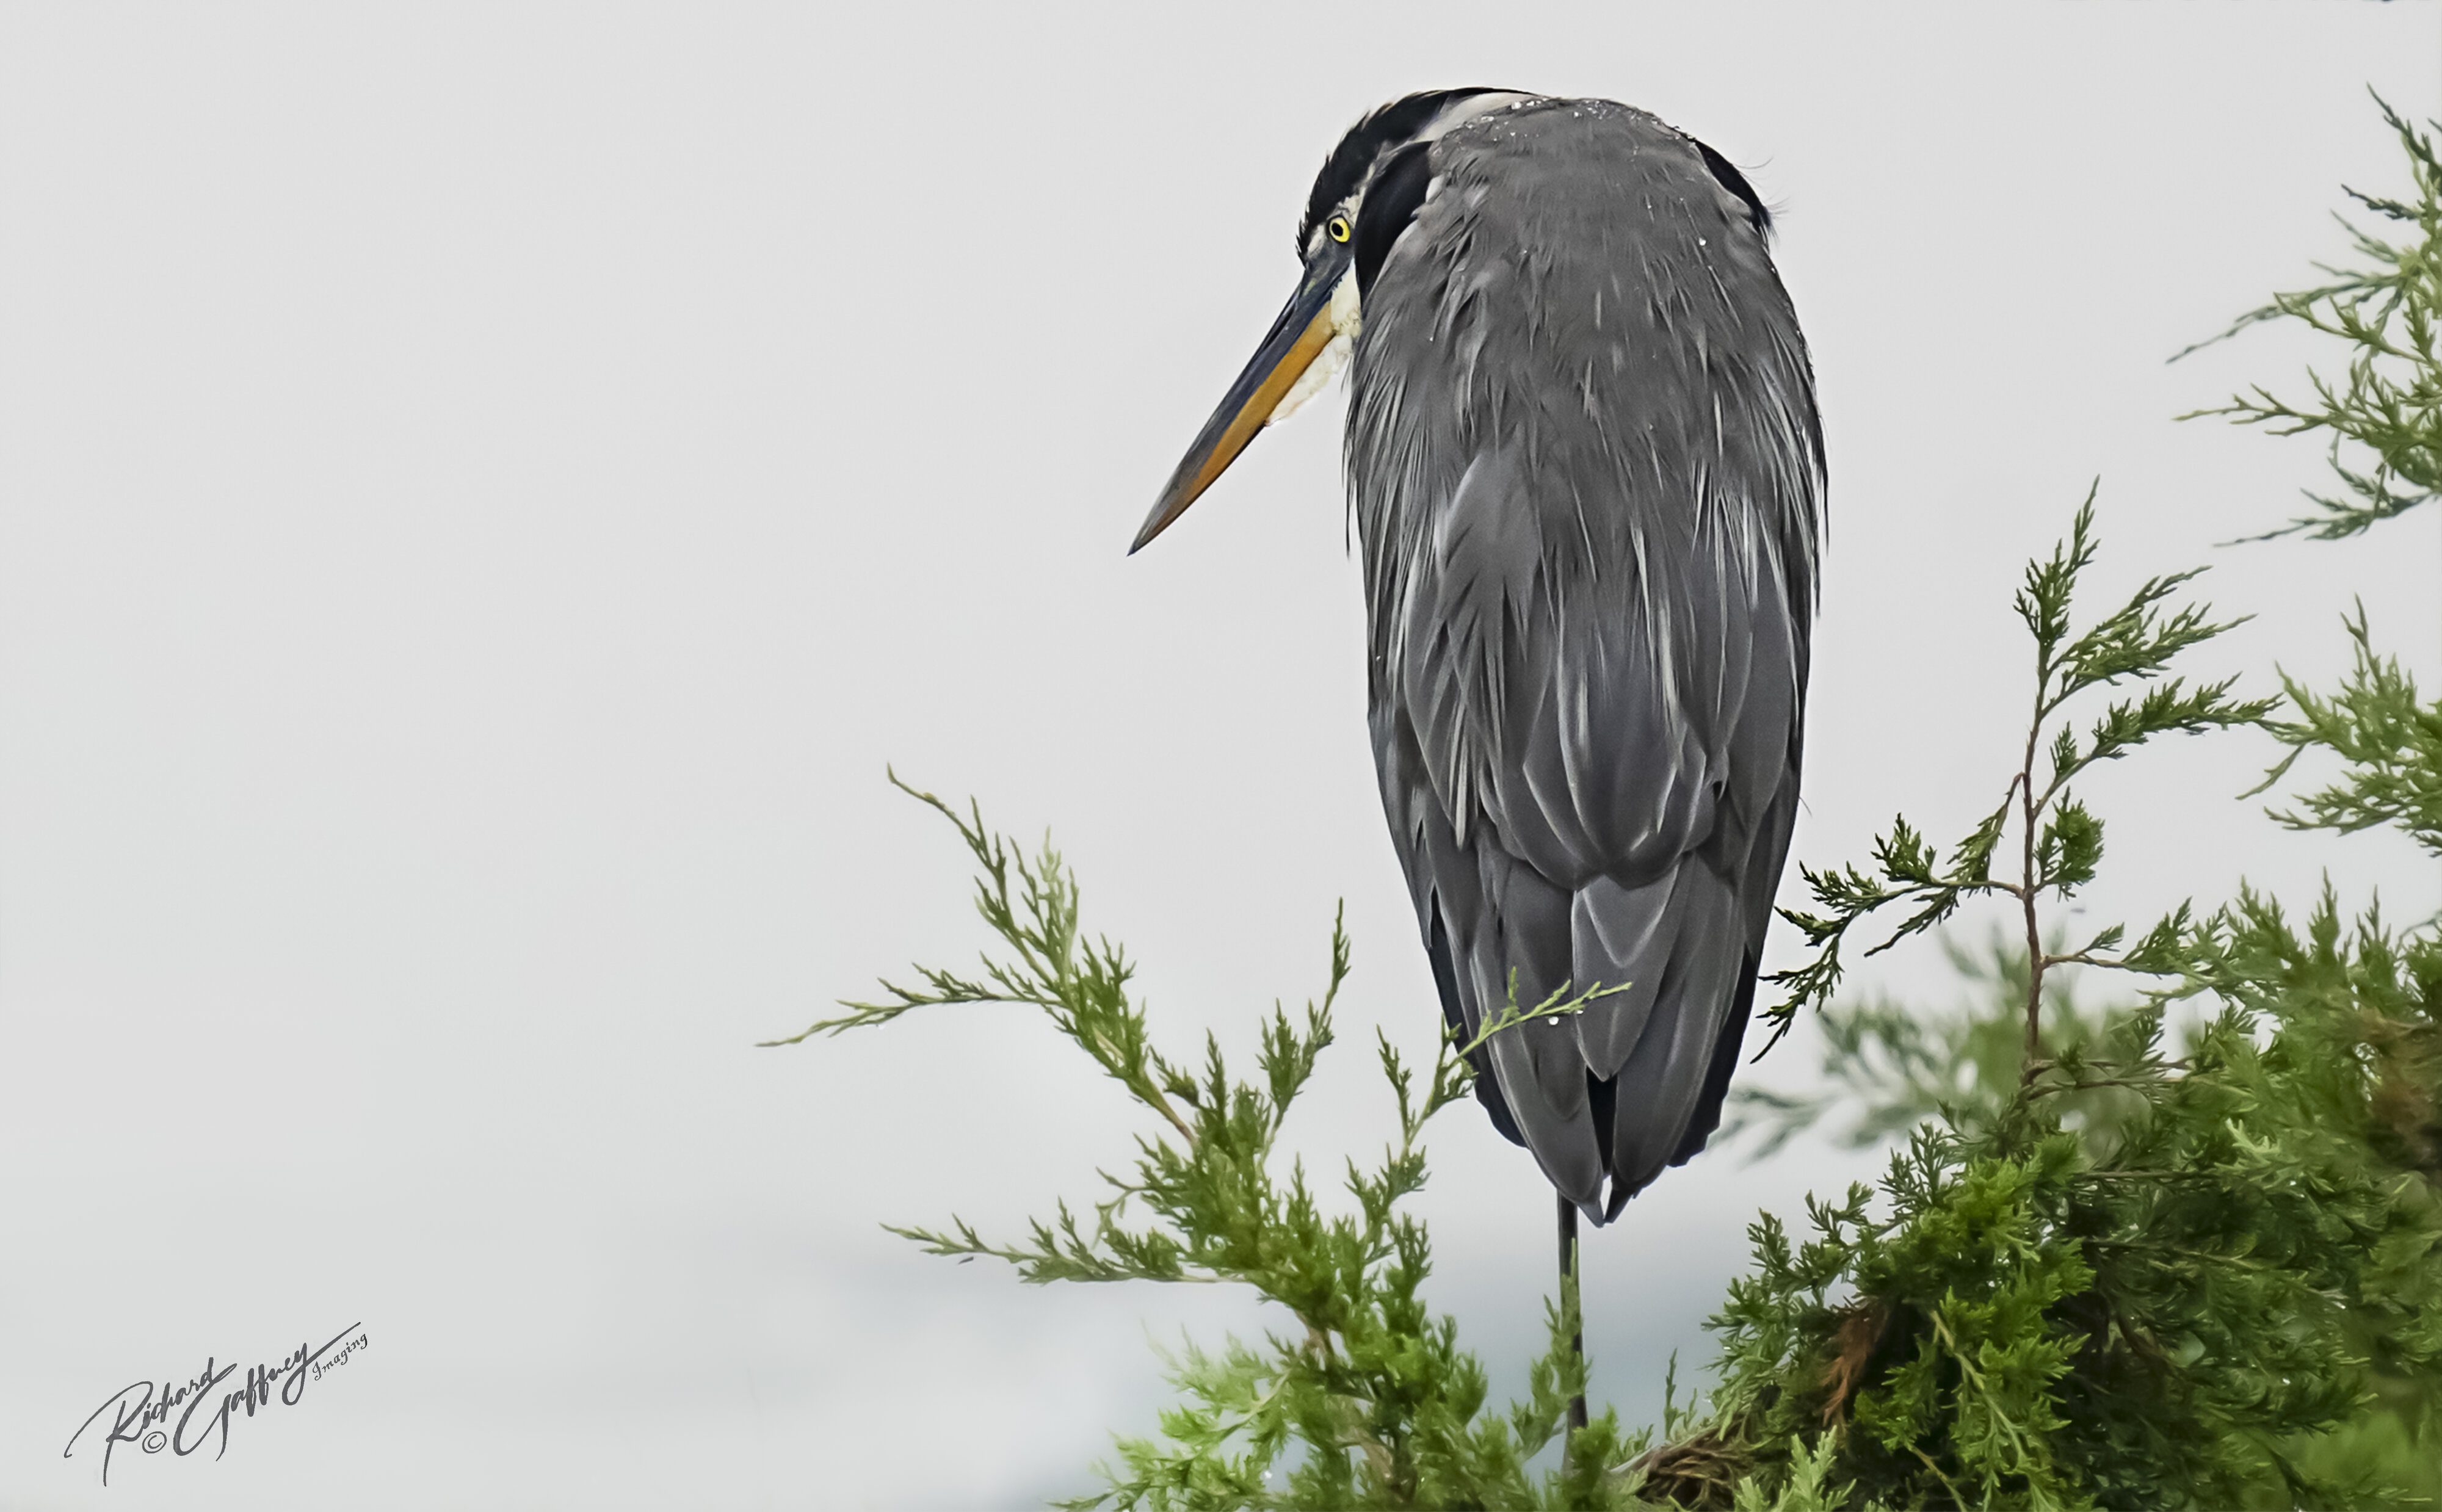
(1131, 89), (1822, 1397)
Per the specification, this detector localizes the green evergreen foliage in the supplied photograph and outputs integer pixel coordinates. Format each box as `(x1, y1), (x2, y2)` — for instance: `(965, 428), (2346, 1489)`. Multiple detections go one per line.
(1753, 487), (2266, 1059)
(2262, 606), (2442, 858)
(1722, 937), (2144, 1159)
(783, 102), (2442, 1508)
(1644, 485), (2442, 1510)
(769, 778), (1644, 1508)
(2183, 95), (2442, 540)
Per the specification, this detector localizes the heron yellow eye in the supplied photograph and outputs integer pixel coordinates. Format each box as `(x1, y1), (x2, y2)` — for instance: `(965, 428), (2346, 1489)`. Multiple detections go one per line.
(1327, 215), (1352, 244)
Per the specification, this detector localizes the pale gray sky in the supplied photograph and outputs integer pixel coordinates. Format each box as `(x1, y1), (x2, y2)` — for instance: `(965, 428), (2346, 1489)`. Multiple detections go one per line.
(4, 5), (2438, 1508)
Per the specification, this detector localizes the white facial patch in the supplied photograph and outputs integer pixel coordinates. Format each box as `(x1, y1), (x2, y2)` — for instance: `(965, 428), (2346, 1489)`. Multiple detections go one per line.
(1267, 272), (1362, 427)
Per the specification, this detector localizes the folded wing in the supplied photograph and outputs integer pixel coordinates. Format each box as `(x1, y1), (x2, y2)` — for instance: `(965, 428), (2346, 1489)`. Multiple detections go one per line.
(1350, 99), (1823, 1219)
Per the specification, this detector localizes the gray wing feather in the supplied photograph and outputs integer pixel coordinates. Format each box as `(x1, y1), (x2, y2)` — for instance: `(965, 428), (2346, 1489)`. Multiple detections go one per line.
(1350, 99), (1822, 1220)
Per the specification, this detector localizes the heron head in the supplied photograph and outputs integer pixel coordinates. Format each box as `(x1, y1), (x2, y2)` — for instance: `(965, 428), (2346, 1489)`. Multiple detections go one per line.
(1129, 87), (1536, 553)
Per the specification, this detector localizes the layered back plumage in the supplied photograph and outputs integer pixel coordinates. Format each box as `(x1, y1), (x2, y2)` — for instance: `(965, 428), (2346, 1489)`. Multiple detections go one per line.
(1343, 98), (1824, 1221)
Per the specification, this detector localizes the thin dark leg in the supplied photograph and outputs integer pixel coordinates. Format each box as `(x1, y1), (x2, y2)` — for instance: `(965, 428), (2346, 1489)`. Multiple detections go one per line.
(1558, 1193), (1588, 1436)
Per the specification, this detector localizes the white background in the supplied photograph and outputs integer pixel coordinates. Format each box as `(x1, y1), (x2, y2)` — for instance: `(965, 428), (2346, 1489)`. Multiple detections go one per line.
(3, 4), (2438, 1507)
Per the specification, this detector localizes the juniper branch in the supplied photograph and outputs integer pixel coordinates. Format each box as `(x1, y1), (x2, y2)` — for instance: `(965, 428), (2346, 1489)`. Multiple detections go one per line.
(2179, 93), (2442, 541)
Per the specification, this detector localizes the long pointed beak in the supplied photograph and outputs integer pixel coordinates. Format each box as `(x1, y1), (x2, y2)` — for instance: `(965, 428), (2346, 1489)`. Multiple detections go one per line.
(1131, 242), (1355, 554)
